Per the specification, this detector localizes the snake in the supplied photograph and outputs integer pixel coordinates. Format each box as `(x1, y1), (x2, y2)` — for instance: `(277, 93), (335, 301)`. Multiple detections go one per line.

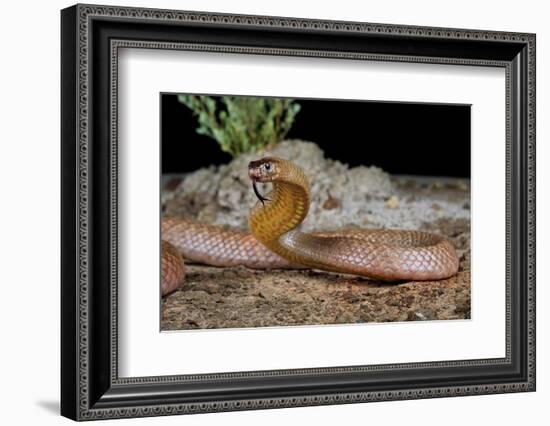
(161, 157), (459, 296)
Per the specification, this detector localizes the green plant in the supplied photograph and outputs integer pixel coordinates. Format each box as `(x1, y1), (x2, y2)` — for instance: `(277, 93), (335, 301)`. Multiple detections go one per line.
(177, 95), (301, 157)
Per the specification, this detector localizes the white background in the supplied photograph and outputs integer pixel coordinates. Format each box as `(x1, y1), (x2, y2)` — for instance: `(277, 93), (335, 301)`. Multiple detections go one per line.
(119, 50), (505, 376)
(0, 0), (547, 425)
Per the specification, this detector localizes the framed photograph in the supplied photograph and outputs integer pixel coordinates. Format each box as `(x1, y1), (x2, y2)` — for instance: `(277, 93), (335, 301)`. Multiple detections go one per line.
(61, 4), (536, 421)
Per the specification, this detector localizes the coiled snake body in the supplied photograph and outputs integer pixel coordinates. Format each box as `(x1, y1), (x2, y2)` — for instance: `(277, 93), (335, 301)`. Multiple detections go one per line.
(161, 157), (459, 296)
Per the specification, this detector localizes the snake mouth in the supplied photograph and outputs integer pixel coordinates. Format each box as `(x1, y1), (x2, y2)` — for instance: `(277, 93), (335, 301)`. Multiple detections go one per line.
(252, 179), (270, 206)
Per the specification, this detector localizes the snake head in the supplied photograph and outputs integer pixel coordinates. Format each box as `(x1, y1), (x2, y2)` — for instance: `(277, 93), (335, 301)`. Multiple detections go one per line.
(249, 157), (280, 205)
(248, 157), (279, 183)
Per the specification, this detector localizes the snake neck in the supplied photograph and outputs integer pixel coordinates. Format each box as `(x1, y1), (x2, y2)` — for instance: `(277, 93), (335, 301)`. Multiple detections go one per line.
(249, 175), (310, 262)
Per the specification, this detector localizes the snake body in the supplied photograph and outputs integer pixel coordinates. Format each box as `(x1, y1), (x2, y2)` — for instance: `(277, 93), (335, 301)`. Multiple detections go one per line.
(161, 157), (459, 295)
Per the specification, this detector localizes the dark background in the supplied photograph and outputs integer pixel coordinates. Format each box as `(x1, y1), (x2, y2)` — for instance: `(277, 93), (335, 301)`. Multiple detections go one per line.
(161, 94), (470, 178)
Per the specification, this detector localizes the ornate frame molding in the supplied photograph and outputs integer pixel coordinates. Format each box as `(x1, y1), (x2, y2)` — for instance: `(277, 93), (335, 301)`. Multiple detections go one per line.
(61, 4), (535, 421)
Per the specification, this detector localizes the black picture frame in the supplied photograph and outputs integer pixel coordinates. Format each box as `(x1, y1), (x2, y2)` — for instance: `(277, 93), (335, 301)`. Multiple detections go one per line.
(61, 4), (536, 421)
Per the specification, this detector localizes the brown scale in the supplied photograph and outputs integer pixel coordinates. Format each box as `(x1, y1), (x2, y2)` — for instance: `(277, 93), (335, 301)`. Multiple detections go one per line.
(160, 157), (459, 296)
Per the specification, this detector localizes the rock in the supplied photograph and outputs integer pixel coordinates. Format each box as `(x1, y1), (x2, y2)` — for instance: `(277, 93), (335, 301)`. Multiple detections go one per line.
(322, 191), (341, 210)
(407, 309), (435, 321)
(447, 180), (469, 191)
(457, 181), (469, 191)
(385, 195), (400, 209)
(163, 139), (471, 232)
(165, 140), (393, 231)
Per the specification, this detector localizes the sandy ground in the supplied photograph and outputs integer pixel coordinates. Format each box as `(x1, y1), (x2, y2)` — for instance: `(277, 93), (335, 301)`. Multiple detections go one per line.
(161, 176), (470, 330)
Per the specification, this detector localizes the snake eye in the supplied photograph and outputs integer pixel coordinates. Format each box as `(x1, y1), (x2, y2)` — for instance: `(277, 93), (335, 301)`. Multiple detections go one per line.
(264, 163), (271, 172)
